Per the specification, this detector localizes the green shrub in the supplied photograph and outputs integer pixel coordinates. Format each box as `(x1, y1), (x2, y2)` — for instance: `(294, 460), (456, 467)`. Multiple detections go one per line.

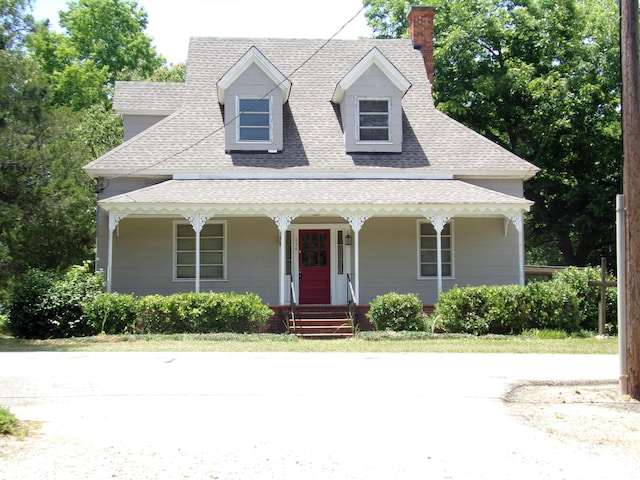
(551, 267), (617, 332)
(0, 406), (19, 435)
(432, 282), (582, 335)
(367, 292), (426, 331)
(129, 292), (272, 334)
(526, 280), (581, 332)
(84, 293), (140, 334)
(8, 265), (104, 339)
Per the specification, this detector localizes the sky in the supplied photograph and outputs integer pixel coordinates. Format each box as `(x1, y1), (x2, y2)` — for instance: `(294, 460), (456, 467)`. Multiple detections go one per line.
(32, 0), (372, 65)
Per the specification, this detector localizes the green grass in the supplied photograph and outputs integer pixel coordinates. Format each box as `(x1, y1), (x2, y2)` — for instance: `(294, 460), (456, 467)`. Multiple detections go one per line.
(0, 331), (618, 354)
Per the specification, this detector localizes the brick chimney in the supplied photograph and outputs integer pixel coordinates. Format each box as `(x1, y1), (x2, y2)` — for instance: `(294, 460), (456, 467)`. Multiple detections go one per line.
(407, 6), (436, 85)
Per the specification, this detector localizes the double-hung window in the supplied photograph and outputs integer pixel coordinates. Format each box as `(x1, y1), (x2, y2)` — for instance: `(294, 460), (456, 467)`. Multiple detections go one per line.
(358, 98), (390, 142)
(419, 221), (453, 278)
(238, 98), (271, 142)
(175, 222), (225, 280)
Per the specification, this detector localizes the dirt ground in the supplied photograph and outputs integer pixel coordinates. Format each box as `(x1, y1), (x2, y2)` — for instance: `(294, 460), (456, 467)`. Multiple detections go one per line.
(505, 381), (640, 462)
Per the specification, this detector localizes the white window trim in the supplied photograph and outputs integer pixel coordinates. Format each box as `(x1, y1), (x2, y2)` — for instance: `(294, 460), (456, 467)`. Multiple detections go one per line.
(236, 96), (273, 144)
(355, 97), (392, 144)
(173, 220), (227, 282)
(417, 219), (455, 280)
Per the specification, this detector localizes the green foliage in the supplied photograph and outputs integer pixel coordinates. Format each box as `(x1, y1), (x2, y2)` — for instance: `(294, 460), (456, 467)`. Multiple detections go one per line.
(551, 267), (617, 332)
(432, 282), (581, 335)
(0, 406), (18, 435)
(367, 292), (426, 331)
(8, 264), (104, 339)
(84, 292), (139, 334)
(88, 292), (273, 335)
(365, 0), (621, 267)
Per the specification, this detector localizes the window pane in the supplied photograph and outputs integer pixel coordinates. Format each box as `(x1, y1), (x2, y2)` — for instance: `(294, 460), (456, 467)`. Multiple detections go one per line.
(177, 266), (196, 278)
(421, 237), (436, 249)
(177, 238), (195, 250)
(201, 238), (223, 250)
(177, 252), (194, 264)
(421, 251), (437, 263)
(421, 223), (435, 235)
(239, 99), (269, 112)
(441, 237), (451, 249)
(239, 128), (270, 141)
(360, 114), (389, 127)
(360, 100), (388, 113)
(177, 224), (194, 237)
(442, 265), (452, 276)
(200, 252), (223, 264)
(421, 264), (437, 277)
(360, 128), (389, 141)
(239, 113), (270, 127)
(202, 224), (223, 236)
(201, 266), (223, 278)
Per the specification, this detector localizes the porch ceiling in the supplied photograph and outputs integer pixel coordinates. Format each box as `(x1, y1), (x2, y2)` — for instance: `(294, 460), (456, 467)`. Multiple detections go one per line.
(98, 178), (533, 217)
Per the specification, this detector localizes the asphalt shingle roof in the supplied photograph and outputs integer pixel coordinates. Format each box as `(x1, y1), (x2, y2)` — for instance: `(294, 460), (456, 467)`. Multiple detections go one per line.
(113, 81), (186, 114)
(85, 37), (538, 179)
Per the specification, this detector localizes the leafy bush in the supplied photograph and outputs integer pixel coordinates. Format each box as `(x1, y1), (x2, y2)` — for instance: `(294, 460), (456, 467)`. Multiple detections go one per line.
(0, 406), (19, 435)
(367, 292), (426, 331)
(432, 282), (582, 335)
(551, 267), (617, 332)
(8, 264), (104, 339)
(84, 293), (140, 334)
(122, 292), (272, 334)
(526, 280), (581, 332)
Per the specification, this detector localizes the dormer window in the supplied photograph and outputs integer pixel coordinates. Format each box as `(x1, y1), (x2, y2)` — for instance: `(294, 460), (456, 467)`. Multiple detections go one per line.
(358, 98), (390, 142)
(332, 48), (411, 154)
(238, 98), (271, 142)
(217, 46), (291, 152)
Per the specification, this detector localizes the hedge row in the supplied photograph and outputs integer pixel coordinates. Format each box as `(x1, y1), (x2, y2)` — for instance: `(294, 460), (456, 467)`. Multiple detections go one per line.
(7, 265), (273, 338)
(432, 267), (617, 335)
(85, 291), (273, 335)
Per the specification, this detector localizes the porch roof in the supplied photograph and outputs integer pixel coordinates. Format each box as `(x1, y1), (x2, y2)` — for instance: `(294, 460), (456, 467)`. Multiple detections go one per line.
(99, 178), (532, 218)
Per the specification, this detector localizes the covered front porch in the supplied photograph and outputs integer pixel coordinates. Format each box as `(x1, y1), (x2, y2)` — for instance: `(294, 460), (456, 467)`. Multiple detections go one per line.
(97, 178), (532, 326)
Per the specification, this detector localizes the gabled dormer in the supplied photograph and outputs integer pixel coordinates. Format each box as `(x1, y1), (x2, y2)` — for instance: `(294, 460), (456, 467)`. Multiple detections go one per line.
(217, 46), (291, 153)
(332, 48), (411, 154)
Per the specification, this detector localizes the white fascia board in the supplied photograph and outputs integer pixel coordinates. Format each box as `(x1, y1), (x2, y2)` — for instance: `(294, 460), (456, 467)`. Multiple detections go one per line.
(173, 171), (454, 180)
(332, 48), (412, 103)
(115, 108), (179, 116)
(217, 46), (292, 105)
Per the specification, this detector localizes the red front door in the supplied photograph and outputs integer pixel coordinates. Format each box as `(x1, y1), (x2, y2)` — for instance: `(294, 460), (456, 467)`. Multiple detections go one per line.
(299, 230), (331, 304)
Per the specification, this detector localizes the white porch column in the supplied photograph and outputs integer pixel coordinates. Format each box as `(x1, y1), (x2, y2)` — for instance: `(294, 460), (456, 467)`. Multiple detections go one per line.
(106, 213), (127, 293)
(345, 214), (370, 305)
(506, 212), (525, 285)
(426, 215), (451, 297)
(270, 214), (296, 305)
(184, 214), (212, 293)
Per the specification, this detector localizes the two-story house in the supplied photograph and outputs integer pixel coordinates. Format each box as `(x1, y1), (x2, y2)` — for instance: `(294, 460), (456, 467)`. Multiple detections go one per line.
(84, 7), (538, 331)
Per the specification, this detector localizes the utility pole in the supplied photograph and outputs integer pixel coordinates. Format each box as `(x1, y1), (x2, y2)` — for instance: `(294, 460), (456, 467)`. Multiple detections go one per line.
(621, 0), (640, 399)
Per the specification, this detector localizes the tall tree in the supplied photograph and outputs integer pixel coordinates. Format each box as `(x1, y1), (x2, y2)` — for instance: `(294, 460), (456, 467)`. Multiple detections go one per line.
(364, 0), (622, 267)
(29, 0), (164, 109)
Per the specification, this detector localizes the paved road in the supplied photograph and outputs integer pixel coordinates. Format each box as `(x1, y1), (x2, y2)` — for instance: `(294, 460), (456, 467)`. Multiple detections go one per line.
(0, 352), (635, 479)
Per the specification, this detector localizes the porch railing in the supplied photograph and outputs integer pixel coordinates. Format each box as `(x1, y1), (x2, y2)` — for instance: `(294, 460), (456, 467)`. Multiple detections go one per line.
(346, 273), (356, 325)
(289, 275), (297, 333)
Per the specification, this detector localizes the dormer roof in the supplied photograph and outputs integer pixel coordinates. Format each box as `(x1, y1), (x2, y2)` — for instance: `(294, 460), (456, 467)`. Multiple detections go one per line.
(332, 47), (411, 104)
(217, 46), (292, 105)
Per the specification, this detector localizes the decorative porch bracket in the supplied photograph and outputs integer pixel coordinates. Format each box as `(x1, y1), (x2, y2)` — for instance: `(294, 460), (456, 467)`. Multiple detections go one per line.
(344, 214), (370, 305)
(269, 214), (297, 305)
(505, 212), (525, 286)
(425, 215), (451, 297)
(106, 213), (128, 293)
(183, 213), (213, 293)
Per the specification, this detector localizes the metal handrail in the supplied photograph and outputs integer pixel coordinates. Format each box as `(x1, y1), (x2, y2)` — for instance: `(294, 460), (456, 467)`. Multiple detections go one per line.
(289, 276), (297, 333)
(346, 273), (356, 324)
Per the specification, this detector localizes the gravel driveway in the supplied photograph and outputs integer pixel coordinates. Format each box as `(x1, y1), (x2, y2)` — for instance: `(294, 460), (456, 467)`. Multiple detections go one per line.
(1, 352), (637, 479)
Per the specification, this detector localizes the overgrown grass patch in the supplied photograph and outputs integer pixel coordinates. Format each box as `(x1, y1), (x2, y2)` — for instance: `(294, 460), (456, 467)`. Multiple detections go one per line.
(0, 331), (618, 354)
(0, 406), (34, 438)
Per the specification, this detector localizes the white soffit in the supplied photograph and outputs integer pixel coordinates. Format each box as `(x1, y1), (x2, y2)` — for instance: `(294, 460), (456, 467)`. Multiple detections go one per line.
(217, 46), (292, 105)
(332, 47), (412, 103)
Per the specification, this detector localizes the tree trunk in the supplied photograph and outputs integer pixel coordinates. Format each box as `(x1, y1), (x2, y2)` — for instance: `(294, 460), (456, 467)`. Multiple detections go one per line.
(621, 0), (640, 400)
